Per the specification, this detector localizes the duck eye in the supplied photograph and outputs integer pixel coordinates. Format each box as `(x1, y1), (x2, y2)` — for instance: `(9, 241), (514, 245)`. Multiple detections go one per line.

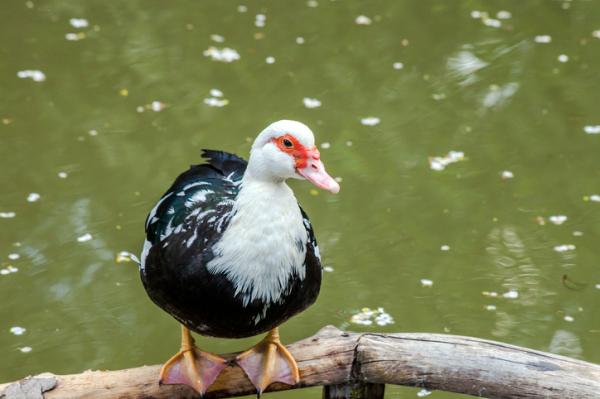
(282, 138), (293, 148)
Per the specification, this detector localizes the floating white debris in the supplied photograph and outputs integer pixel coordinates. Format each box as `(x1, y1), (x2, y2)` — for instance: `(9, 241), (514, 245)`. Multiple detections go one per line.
(355, 15), (372, 25)
(554, 244), (575, 252)
(296, 36), (305, 44)
(210, 34), (225, 43)
(8, 253), (20, 260)
(392, 62), (404, 70)
(210, 88), (223, 97)
(203, 47), (240, 63)
(77, 233), (93, 242)
(375, 313), (394, 326)
(0, 212), (16, 218)
(564, 315), (574, 322)
(485, 305), (497, 311)
(417, 388), (432, 397)
(534, 35), (552, 43)
(88, 129), (98, 136)
(588, 194), (600, 202)
(0, 266), (18, 275)
(351, 311), (371, 326)
(334, 176), (343, 183)
(151, 101), (165, 112)
(17, 70), (46, 82)
(203, 97), (229, 107)
(303, 97), (321, 109)
(265, 56), (275, 64)
(420, 278), (433, 287)
(482, 291), (498, 297)
(483, 18), (501, 28)
(27, 193), (40, 202)
(65, 32), (86, 41)
(307, 0), (318, 7)
(360, 117), (380, 126)
(255, 14), (266, 28)
(237, 5), (247, 13)
(19, 346), (32, 353)
(346, 141), (353, 147)
(440, 245), (450, 251)
(10, 326), (26, 336)
(350, 307), (394, 326)
(58, 171), (68, 179)
(496, 10), (512, 19)
(572, 231), (583, 237)
(502, 290), (519, 299)
(323, 266), (334, 272)
(320, 142), (331, 149)
(470, 11), (501, 27)
(584, 125), (600, 135)
(558, 54), (569, 63)
(593, 30), (600, 39)
(501, 170), (514, 179)
(595, 284), (600, 289)
(549, 215), (567, 225)
(429, 151), (465, 171)
(116, 251), (139, 264)
(69, 18), (89, 28)
(136, 106), (145, 113)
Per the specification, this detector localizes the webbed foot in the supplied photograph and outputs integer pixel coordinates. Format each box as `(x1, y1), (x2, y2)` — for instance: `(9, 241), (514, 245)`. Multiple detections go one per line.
(235, 327), (300, 396)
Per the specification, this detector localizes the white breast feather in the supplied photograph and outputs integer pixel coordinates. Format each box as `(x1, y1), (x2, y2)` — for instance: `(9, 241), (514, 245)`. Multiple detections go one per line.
(206, 180), (307, 309)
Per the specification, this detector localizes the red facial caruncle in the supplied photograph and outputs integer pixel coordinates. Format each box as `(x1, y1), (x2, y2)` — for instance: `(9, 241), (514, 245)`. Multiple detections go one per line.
(273, 134), (319, 168)
(272, 134), (340, 194)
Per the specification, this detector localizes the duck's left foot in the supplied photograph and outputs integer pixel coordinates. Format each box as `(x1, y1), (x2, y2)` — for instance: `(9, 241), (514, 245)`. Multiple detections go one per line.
(235, 327), (300, 395)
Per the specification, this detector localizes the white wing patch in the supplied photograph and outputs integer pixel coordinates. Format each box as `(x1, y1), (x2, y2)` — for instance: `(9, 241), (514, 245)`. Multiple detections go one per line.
(185, 190), (213, 208)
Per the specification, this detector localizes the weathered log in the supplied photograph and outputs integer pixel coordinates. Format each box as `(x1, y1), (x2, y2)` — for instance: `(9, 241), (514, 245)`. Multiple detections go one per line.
(2, 325), (600, 399)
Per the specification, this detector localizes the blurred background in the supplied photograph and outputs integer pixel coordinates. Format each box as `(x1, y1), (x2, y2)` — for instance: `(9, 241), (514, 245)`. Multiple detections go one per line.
(1, 1), (600, 397)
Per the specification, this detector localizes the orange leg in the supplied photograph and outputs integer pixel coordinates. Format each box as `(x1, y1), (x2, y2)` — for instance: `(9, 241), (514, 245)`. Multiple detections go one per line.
(159, 325), (227, 396)
(235, 327), (300, 395)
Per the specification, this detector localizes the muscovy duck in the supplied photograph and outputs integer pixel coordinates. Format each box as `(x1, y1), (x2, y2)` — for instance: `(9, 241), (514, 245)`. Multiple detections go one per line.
(140, 120), (339, 396)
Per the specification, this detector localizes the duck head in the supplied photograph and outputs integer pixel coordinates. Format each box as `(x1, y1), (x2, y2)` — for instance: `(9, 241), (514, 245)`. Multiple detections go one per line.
(246, 120), (340, 194)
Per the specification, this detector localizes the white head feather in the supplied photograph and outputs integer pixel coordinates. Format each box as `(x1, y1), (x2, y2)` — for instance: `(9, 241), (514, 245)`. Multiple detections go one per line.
(245, 120), (315, 182)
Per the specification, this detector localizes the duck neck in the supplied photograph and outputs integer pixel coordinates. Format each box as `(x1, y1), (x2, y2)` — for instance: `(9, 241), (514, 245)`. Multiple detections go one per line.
(240, 148), (295, 197)
(239, 169), (294, 207)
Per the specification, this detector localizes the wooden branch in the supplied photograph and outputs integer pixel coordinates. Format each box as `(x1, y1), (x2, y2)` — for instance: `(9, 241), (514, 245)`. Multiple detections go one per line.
(2, 325), (600, 399)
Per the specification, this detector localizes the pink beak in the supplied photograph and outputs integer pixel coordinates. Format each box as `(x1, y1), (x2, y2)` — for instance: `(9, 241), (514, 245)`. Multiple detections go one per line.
(296, 148), (340, 194)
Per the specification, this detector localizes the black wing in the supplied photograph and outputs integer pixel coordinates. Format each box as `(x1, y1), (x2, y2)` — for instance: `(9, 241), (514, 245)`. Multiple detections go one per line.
(142, 150), (247, 267)
(300, 206), (322, 272)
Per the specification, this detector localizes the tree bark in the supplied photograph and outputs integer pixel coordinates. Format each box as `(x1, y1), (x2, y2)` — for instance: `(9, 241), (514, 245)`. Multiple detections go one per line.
(1, 326), (599, 399)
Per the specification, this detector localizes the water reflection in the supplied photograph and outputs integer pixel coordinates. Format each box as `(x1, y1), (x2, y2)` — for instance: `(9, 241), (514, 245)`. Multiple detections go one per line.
(446, 50), (488, 86)
(549, 329), (582, 358)
(485, 226), (554, 338)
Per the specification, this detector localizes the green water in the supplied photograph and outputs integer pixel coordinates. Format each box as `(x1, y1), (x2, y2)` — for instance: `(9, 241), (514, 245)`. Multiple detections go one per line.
(2, 1), (600, 398)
